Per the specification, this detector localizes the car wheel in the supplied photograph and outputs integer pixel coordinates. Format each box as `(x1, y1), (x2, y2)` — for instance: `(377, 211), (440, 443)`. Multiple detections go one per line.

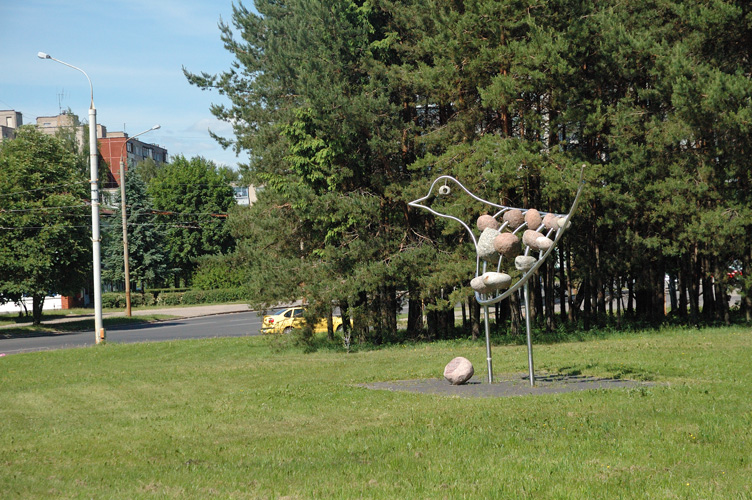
(283, 327), (293, 335)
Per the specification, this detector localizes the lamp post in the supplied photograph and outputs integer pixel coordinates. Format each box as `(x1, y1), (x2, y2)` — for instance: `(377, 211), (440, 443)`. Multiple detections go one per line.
(119, 125), (160, 316)
(38, 52), (105, 343)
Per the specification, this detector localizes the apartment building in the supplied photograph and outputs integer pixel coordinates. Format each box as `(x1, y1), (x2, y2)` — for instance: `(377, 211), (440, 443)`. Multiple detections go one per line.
(0, 110), (23, 142)
(98, 132), (168, 188)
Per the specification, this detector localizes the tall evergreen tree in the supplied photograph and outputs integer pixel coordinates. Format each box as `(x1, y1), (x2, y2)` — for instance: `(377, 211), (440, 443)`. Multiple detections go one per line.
(102, 168), (170, 291)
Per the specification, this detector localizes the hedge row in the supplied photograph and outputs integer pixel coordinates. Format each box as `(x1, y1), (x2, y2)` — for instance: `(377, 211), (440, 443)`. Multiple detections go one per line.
(101, 288), (245, 309)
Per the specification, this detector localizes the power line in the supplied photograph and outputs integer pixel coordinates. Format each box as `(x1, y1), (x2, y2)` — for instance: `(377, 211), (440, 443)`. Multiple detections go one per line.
(0, 203), (89, 213)
(1, 222), (211, 231)
(0, 181), (89, 199)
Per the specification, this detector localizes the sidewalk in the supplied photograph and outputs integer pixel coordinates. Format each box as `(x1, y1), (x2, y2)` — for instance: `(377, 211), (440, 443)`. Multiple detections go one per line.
(0, 303), (255, 329)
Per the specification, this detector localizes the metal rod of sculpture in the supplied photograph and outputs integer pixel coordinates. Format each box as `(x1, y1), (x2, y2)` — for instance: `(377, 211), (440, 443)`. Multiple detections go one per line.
(409, 167), (585, 386)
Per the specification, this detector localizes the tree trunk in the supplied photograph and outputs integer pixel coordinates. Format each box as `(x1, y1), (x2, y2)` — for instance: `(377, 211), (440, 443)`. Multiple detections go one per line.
(510, 290), (523, 336)
(582, 279), (591, 331)
(744, 247), (752, 322)
(407, 286), (423, 334)
(384, 285), (397, 336)
(426, 296), (437, 340)
(678, 263), (688, 320)
(712, 262), (730, 325)
(616, 276), (622, 329)
(497, 297), (510, 333)
(461, 300), (467, 329)
(532, 275), (543, 326)
(545, 259), (555, 332)
(326, 308), (334, 341)
(32, 294), (45, 325)
(559, 246), (567, 323)
(701, 257), (715, 322)
(471, 299), (481, 341)
(627, 277), (635, 318)
(354, 291), (368, 344)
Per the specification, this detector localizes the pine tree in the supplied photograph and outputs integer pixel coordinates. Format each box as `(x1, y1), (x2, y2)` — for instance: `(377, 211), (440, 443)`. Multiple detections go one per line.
(102, 168), (170, 292)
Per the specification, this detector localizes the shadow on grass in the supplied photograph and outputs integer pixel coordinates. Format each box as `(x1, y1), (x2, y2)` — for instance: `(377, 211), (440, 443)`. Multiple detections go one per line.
(0, 315), (172, 340)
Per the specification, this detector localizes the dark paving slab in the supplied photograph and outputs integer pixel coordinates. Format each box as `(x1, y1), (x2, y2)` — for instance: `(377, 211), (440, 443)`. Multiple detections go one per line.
(361, 373), (653, 398)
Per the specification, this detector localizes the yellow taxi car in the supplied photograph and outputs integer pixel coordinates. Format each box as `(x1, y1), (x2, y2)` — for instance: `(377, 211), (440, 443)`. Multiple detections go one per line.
(260, 307), (346, 334)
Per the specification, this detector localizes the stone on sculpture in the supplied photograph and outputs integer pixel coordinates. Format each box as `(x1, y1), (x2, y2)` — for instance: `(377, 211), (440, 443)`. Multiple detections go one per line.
(525, 208), (542, 230)
(477, 214), (500, 231)
(515, 255), (537, 272)
(557, 216), (571, 229)
(522, 229), (540, 248)
(543, 213), (559, 231)
(535, 235), (554, 251)
(477, 227), (501, 262)
(493, 232), (521, 256)
(502, 209), (524, 229)
(471, 272), (511, 293)
(444, 356), (474, 385)
(482, 272), (512, 289)
(523, 230), (553, 251)
(470, 275), (492, 294)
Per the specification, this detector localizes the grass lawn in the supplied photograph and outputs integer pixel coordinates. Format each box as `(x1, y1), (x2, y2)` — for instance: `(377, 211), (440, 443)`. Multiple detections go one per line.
(1, 325), (751, 499)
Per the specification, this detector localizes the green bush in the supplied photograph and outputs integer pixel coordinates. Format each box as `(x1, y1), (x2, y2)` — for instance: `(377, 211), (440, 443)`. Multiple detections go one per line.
(157, 292), (184, 306)
(105, 288), (245, 308)
(102, 292), (156, 308)
(102, 293), (125, 309)
(191, 254), (246, 290)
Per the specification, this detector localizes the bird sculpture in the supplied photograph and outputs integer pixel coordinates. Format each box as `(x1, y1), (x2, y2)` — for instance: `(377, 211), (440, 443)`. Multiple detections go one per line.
(408, 167), (585, 384)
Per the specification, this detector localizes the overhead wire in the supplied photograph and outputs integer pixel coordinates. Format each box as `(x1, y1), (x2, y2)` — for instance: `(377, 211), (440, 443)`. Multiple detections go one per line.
(0, 180), (90, 198)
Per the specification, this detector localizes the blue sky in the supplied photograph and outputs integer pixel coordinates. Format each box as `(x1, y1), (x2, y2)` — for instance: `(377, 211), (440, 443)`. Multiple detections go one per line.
(1, 0), (247, 170)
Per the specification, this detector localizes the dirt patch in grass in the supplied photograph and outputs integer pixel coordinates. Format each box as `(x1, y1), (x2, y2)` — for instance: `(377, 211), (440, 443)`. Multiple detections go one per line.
(361, 373), (656, 398)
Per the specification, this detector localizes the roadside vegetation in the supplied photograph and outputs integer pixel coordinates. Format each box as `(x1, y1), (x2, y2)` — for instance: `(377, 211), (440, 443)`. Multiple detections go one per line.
(1, 324), (750, 498)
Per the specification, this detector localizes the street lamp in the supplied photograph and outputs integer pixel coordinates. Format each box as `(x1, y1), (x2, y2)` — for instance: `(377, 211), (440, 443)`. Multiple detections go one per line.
(119, 125), (160, 316)
(38, 52), (105, 343)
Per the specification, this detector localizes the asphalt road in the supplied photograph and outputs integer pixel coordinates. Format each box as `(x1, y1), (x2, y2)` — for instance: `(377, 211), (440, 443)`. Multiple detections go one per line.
(0, 311), (263, 356)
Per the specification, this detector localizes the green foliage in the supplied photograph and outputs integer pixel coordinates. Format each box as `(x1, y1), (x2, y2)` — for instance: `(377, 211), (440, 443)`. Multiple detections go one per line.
(101, 292), (156, 309)
(147, 155), (236, 286)
(102, 168), (171, 290)
(191, 252), (247, 290)
(154, 288), (246, 306)
(0, 126), (91, 323)
(187, 0), (752, 333)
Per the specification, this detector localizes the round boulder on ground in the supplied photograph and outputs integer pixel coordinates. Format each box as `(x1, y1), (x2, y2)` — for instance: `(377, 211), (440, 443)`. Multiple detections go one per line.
(444, 356), (474, 385)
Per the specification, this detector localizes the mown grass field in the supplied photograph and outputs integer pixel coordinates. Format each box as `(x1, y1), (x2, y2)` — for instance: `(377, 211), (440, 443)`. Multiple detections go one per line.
(1, 325), (751, 499)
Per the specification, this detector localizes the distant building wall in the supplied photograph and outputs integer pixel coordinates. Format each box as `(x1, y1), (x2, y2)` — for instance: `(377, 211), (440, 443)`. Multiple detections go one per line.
(35, 112), (106, 148)
(99, 134), (168, 189)
(0, 110), (22, 142)
(232, 184), (259, 206)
